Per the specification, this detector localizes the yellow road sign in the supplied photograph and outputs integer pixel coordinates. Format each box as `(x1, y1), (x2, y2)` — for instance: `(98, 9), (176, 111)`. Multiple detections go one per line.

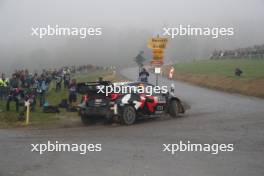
(152, 48), (164, 54)
(148, 36), (169, 66)
(148, 37), (168, 49)
(152, 49), (164, 58)
(153, 55), (164, 59)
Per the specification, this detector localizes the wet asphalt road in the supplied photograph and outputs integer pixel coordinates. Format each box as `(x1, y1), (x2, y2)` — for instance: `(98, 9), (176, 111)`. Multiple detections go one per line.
(0, 67), (264, 176)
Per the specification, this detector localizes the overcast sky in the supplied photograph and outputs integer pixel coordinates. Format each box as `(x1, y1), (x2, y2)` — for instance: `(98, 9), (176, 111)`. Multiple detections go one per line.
(0, 0), (264, 73)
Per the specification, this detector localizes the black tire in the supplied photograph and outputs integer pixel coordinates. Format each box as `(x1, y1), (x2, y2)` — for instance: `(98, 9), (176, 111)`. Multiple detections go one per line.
(121, 105), (136, 125)
(81, 114), (92, 125)
(169, 100), (179, 118)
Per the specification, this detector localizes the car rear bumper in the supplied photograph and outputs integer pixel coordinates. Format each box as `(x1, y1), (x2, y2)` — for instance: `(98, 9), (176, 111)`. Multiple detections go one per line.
(79, 105), (115, 118)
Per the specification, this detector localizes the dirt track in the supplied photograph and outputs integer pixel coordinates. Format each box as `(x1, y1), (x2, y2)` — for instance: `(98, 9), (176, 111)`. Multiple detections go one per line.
(0, 67), (264, 176)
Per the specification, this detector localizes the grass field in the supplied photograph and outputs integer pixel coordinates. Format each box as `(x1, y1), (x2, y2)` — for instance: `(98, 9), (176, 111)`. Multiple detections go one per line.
(173, 59), (264, 80)
(164, 59), (264, 98)
(0, 69), (119, 128)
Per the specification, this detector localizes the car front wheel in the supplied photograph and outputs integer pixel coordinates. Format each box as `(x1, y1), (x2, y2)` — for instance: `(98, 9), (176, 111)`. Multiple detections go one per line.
(169, 100), (179, 118)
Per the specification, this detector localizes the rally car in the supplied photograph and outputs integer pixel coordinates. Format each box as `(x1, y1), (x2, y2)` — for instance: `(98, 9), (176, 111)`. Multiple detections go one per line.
(77, 81), (185, 125)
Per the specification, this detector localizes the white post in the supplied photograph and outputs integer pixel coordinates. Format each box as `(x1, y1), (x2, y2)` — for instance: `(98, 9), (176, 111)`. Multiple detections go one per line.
(25, 100), (30, 125)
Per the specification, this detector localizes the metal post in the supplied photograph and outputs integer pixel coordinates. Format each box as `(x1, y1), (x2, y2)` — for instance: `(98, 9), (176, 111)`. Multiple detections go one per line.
(25, 101), (30, 125)
(156, 73), (158, 86)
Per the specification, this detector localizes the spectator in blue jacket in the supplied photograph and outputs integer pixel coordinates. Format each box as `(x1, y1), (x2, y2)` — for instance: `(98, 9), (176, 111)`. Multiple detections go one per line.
(37, 74), (48, 107)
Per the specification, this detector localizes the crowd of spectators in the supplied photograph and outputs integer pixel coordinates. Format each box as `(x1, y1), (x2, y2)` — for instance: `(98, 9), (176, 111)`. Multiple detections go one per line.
(210, 44), (264, 59)
(0, 64), (99, 114)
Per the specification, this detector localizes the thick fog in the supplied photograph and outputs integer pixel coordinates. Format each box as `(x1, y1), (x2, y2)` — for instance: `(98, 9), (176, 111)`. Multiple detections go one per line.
(0, 0), (264, 74)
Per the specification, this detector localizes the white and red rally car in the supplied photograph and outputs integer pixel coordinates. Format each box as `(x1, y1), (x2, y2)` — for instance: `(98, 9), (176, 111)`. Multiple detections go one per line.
(77, 81), (185, 125)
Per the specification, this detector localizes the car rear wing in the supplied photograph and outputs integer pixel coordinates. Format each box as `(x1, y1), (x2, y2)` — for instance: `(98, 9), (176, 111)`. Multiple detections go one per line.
(77, 81), (112, 94)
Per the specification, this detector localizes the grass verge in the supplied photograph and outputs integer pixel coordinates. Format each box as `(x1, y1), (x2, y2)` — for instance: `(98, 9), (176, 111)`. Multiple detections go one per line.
(163, 59), (264, 98)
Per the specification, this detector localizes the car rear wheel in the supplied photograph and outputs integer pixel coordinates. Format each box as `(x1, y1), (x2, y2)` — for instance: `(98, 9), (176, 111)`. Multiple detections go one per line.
(121, 105), (136, 125)
(169, 100), (179, 118)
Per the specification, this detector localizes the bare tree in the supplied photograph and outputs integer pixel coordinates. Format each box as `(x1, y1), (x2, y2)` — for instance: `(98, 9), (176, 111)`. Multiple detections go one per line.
(134, 51), (145, 72)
